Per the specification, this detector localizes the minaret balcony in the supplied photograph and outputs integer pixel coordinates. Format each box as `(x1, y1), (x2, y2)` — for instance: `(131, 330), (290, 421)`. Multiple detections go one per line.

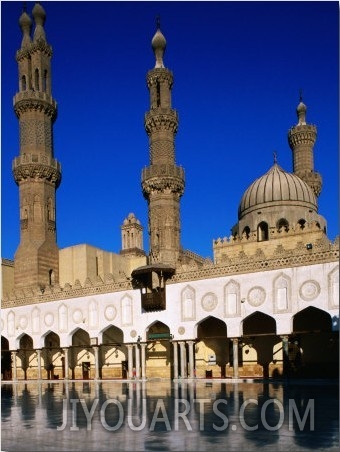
(144, 110), (178, 134)
(12, 154), (61, 186)
(14, 91), (57, 108)
(142, 164), (184, 181)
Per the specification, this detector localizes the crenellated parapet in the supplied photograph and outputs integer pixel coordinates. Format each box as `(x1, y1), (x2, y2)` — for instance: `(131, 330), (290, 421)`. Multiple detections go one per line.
(213, 222), (337, 265)
(2, 237), (338, 308)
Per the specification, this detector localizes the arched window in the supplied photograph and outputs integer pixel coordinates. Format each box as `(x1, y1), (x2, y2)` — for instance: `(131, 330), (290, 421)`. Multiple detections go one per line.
(242, 226), (250, 239)
(156, 81), (161, 107)
(257, 221), (269, 241)
(35, 68), (39, 90)
(43, 69), (48, 92)
(49, 269), (55, 285)
(277, 218), (289, 233)
(298, 219), (306, 230)
(21, 75), (27, 91)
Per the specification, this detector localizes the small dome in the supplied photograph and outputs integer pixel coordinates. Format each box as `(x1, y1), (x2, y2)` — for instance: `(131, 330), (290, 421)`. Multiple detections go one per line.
(151, 28), (166, 68)
(152, 29), (166, 52)
(19, 11), (32, 29)
(32, 2), (46, 24)
(238, 163), (317, 219)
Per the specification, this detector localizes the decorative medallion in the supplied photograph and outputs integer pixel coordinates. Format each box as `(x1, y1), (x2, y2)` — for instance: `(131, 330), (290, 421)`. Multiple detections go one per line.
(104, 305), (117, 321)
(72, 309), (83, 324)
(201, 292), (217, 312)
(178, 326), (185, 335)
(19, 315), (28, 330)
(299, 280), (320, 301)
(248, 286), (266, 307)
(44, 313), (54, 327)
(130, 330), (137, 338)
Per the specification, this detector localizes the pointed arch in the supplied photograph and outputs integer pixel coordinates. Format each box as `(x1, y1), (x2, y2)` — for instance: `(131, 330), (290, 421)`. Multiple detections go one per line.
(146, 320), (171, 339)
(257, 221), (269, 241)
(277, 218), (289, 233)
(194, 316), (228, 378)
(100, 324), (124, 345)
(292, 306), (332, 333)
(242, 311), (276, 336)
(195, 316), (227, 339)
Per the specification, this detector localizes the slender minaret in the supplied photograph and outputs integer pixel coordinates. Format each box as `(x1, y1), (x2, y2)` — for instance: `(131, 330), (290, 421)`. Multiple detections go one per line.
(12, 3), (61, 290)
(288, 95), (322, 197)
(142, 21), (185, 266)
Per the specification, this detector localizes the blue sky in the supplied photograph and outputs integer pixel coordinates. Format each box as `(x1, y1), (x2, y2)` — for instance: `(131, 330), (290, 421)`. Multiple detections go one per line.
(1, 1), (339, 261)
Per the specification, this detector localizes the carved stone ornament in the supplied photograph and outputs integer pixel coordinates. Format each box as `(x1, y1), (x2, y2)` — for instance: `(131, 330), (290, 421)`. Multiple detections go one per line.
(248, 286), (266, 307)
(178, 326), (185, 335)
(44, 312), (54, 327)
(104, 305), (117, 321)
(130, 330), (137, 338)
(299, 280), (321, 301)
(19, 315), (28, 330)
(201, 292), (218, 311)
(72, 309), (83, 324)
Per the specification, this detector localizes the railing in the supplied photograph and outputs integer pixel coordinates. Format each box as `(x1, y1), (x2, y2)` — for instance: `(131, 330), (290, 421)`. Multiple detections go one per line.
(142, 164), (184, 181)
(12, 154), (61, 172)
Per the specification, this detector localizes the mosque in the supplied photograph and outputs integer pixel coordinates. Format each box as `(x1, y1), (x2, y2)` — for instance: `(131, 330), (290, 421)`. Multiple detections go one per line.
(1, 3), (339, 382)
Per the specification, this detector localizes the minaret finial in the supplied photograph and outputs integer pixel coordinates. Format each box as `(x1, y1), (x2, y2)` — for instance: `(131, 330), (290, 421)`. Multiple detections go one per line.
(299, 88), (303, 102)
(273, 151), (277, 164)
(23, 1), (27, 13)
(156, 15), (161, 30)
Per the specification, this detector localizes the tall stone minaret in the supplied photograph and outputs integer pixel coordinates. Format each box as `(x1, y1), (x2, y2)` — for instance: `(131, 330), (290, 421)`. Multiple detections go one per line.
(12, 3), (61, 290)
(142, 22), (185, 266)
(288, 95), (322, 197)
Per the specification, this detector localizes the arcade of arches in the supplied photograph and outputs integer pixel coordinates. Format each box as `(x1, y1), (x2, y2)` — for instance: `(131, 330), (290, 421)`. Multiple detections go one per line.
(1, 307), (338, 381)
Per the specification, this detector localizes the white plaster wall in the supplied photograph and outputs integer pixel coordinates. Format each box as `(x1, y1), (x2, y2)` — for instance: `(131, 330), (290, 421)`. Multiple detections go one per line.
(1, 262), (338, 350)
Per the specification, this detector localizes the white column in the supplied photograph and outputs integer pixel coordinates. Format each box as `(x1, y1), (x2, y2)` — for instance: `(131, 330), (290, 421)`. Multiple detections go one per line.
(173, 342), (179, 379)
(140, 343), (146, 380)
(232, 338), (239, 378)
(187, 341), (195, 378)
(135, 344), (141, 379)
(179, 341), (186, 378)
(12, 351), (17, 381)
(93, 346), (100, 380)
(127, 344), (133, 379)
(63, 348), (69, 380)
(36, 349), (42, 380)
(141, 343), (147, 380)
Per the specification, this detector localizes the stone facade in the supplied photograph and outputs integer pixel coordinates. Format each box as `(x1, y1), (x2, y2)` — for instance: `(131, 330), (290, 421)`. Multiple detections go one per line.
(1, 3), (338, 382)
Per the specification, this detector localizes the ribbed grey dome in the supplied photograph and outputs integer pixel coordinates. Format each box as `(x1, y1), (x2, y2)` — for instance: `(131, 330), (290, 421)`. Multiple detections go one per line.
(238, 163), (317, 219)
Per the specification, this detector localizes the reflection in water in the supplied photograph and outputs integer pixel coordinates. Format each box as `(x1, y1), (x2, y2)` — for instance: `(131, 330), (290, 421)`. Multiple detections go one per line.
(1, 380), (339, 451)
